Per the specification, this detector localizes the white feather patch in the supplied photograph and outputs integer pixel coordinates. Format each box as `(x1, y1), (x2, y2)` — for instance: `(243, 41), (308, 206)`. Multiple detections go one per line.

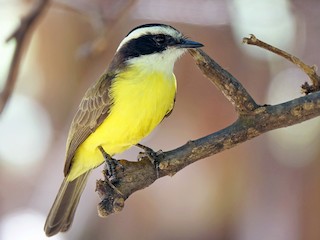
(117, 26), (182, 52)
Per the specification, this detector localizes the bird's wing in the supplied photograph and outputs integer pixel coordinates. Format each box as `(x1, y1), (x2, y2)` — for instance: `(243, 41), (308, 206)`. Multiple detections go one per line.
(63, 73), (114, 176)
(164, 94), (176, 119)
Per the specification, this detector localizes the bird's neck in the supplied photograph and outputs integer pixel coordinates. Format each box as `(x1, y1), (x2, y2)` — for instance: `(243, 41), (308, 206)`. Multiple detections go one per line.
(126, 48), (186, 75)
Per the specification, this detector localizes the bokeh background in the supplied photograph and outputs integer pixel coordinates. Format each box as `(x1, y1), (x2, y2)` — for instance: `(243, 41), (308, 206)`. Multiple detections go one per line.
(1, 0), (320, 239)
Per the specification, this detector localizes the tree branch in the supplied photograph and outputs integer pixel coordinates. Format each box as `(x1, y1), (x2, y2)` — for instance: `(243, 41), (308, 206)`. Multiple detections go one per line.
(77, 0), (138, 58)
(1, 0), (50, 113)
(243, 34), (320, 95)
(188, 48), (259, 114)
(96, 36), (320, 216)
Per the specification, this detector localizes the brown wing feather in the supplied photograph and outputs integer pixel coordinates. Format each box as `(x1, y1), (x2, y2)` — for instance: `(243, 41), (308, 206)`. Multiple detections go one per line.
(63, 73), (113, 176)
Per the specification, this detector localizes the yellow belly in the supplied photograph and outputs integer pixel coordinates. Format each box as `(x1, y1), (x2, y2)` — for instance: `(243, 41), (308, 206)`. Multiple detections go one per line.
(67, 67), (176, 181)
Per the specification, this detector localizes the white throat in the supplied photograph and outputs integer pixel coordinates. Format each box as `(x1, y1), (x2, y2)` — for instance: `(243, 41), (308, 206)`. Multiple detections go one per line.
(126, 48), (186, 74)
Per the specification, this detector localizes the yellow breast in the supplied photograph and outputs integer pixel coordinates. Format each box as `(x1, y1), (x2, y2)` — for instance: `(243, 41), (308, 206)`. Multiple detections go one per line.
(68, 66), (176, 181)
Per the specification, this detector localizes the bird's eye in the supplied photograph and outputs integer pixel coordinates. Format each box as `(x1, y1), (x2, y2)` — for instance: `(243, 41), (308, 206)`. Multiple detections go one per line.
(153, 35), (166, 45)
(166, 36), (176, 45)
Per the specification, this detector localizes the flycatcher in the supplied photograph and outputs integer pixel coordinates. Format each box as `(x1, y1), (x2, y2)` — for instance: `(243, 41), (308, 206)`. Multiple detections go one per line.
(44, 23), (203, 236)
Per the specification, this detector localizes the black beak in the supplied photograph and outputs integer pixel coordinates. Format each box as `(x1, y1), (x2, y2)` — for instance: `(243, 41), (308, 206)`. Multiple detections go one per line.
(177, 39), (204, 49)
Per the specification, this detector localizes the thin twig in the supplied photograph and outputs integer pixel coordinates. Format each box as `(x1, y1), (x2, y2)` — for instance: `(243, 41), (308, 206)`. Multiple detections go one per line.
(51, 1), (88, 15)
(1, 0), (50, 114)
(78, 0), (137, 58)
(243, 34), (320, 94)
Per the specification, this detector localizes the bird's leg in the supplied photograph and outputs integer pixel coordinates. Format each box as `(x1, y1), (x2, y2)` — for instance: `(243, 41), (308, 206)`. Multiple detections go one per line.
(98, 146), (123, 183)
(136, 143), (162, 178)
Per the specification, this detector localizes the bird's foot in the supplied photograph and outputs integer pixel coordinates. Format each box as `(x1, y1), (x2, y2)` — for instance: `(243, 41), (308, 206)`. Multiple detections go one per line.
(98, 146), (123, 183)
(136, 143), (162, 178)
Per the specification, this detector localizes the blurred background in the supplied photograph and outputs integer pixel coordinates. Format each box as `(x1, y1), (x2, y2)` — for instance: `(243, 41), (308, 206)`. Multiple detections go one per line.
(1, 0), (320, 239)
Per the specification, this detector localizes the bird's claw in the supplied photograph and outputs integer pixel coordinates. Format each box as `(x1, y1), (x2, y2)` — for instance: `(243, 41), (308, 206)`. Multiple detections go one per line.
(136, 143), (162, 178)
(98, 146), (123, 183)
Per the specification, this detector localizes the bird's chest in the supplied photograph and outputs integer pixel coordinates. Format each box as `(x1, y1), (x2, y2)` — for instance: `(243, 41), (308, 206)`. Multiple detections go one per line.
(96, 69), (177, 152)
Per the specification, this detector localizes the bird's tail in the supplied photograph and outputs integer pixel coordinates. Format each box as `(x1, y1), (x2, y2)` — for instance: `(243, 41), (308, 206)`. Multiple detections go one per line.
(44, 171), (90, 237)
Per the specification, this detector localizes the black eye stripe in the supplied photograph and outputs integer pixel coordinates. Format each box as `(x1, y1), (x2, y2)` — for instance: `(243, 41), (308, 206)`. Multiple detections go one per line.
(153, 34), (177, 46)
(117, 34), (178, 60)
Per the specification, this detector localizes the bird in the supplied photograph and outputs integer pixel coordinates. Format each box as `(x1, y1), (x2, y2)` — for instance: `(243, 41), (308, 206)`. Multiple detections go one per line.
(44, 23), (203, 237)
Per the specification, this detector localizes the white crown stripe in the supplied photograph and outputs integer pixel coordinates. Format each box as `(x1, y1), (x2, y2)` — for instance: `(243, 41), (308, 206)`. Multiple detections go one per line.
(116, 26), (182, 52)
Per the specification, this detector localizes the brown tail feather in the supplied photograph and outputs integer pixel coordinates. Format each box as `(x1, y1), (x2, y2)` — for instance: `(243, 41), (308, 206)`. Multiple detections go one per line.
(44, 171), (90, 237)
